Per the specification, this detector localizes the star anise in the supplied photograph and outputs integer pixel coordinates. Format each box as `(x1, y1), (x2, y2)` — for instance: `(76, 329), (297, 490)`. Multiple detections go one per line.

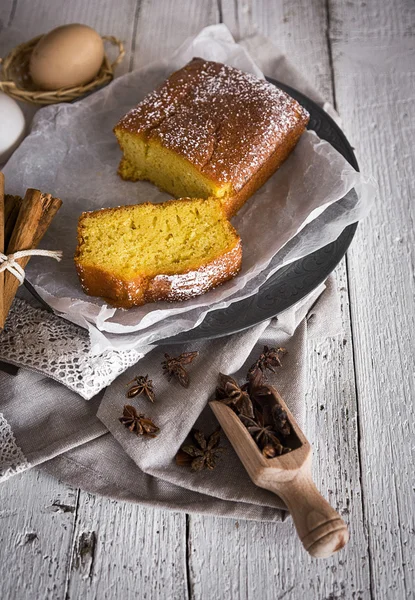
(126, 375), (156, 402)
(214, 373), (254, 418)
(272, 403), (291, 437)
(262, 444), (278, 458)
(239, 411), (290, 455)
(175, 449), (194, 467)
(119, 405), (159, 438)
(162, 351), (199, 388)
(176, 428), (224, 471)
(244, 368), (273, 401)
(247, 346), (287, 382)
(239, 411), (279, 447)
(245, 371), (291, 437)
(261, 442), (291, 458)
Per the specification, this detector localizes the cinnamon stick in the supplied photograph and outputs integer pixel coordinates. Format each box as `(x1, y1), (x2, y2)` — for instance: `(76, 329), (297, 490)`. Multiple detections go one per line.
(4, 194), (23, 249)
(0, 172), (4, 326)
(1, 188), (62, 327)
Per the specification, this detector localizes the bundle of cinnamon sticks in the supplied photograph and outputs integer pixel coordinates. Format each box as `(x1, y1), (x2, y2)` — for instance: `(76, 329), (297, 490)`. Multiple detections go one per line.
(0, 172), (62, 328)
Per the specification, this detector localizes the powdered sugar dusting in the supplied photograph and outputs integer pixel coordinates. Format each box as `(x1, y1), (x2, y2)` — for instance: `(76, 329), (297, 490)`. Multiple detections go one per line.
(116, 58), (309, 191)
(78, 239), (242, 308)
(151, 241), (242, 303)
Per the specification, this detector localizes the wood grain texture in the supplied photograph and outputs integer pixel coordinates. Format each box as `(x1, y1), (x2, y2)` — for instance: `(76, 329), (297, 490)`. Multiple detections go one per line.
(0, 0), (413, 598)
(60, 5), (221, 595)
(0, 0), (15, 32)
(1, 3), (190, 600)
(222, 0), (333, 101)
(188, 0), (371, 595)
(65, 492), (188, 600)
(0, 469), (77, 599)
(129, 0), (219, 70)
(329, 0), (415, 597)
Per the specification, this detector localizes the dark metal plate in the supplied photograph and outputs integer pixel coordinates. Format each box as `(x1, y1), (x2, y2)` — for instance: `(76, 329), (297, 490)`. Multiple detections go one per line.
(24, 78), (358, 344)
(161, 78), (359, 344)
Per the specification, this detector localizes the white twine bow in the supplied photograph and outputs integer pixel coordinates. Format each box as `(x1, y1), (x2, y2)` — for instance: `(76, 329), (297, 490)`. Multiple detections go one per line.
(0, 250), (63, 285)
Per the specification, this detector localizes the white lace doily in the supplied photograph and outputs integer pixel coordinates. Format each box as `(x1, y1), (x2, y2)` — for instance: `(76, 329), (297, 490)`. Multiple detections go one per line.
(0, 412), (29, 482)
(0, 299), (143, 399)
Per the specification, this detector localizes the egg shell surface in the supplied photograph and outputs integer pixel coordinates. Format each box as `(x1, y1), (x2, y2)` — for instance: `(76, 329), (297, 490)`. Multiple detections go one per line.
(0, 92), (26, 163)
(29, 23), (105, 90)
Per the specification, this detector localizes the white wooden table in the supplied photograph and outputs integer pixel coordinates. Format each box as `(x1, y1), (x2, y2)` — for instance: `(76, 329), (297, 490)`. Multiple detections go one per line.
(1, 1), (414, 598)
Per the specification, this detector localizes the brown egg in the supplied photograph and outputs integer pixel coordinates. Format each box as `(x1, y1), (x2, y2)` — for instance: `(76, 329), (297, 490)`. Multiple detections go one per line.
(29, 23), (105, 90)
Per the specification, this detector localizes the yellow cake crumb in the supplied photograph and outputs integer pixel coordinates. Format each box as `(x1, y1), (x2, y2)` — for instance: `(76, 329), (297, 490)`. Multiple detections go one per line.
(74, 197), (242, 308)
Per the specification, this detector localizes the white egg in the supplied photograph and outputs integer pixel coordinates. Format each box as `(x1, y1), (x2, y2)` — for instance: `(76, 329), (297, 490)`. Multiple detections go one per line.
(0, 92), (26, 163)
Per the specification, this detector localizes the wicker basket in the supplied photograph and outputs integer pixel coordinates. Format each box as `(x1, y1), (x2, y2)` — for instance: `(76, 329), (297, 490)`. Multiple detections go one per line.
(0, 34), (125, 105)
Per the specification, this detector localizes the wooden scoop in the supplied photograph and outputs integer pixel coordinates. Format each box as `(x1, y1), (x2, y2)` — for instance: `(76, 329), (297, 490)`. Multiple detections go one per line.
(210, 387), (349, 558)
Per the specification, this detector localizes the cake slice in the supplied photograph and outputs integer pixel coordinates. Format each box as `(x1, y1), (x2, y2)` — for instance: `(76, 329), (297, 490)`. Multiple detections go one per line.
(74, 198), (242, 308)
(114, 58), (309, 217)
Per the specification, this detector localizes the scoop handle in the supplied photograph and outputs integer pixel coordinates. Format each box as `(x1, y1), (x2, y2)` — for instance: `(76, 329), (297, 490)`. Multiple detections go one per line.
(268, 471), (349, 558)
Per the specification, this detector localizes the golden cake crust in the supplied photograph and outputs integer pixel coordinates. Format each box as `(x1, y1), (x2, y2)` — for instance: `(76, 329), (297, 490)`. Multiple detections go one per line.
(114, 58), (309, 216)
(74, 199), (242, 309)
(75, 240), (242, 309)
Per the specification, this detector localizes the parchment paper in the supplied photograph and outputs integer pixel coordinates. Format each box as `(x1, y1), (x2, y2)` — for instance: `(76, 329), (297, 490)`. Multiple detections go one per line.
(3, 25), (375, 353)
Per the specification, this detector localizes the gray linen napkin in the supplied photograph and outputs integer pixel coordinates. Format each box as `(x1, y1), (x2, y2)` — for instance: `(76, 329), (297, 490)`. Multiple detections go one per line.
(0, 32), (345, 521)
(0, 277), (341, 521)
(42, 278), (340, 522)
(92, 284), (328, 515)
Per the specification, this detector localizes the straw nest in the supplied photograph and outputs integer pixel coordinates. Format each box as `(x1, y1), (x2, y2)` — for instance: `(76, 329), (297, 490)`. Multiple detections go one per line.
(0, 34), (125, 105)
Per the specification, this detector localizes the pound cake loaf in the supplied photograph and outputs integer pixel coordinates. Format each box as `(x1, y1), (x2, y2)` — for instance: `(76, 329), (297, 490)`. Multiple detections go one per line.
(114, 58), (309, 217)
(74, 198), (242, 308)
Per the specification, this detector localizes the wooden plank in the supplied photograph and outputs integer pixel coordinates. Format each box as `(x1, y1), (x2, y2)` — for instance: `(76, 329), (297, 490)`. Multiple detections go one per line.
(0, 0), (15, 31)
(2, 1), (411, 598)
(329, 0), (415, 42)
(0, 2), (17, 65)
(130, 0), (219, 69)
(0, 2), (186, 599)
(61, 2), (219, 597)
(0, 469), (77, 599)
(0, 4), (80, 599)
(65, 493), (188, 599)
(187, 0), (371, 597)
(329, 0), (415, 597)
(64, 3), (221, 596)
(221, 0), (333, 100)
